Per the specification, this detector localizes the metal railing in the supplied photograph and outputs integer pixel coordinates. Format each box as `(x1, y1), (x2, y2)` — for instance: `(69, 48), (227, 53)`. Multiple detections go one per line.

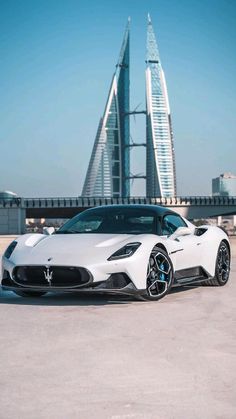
(1, 196), (236, 209)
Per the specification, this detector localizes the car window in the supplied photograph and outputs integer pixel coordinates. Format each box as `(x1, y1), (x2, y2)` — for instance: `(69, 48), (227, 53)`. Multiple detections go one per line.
(56, 208), (159, 234)
(162, 214), (187, 235)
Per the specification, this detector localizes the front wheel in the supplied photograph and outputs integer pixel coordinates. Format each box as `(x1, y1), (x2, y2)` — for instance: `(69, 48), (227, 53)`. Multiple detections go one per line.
(13, 290), (47, 298)
(142, 247), (174, 301)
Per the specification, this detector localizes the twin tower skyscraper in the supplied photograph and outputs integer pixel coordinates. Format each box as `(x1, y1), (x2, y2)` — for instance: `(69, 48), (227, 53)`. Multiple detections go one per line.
(82, 15), (177, 198)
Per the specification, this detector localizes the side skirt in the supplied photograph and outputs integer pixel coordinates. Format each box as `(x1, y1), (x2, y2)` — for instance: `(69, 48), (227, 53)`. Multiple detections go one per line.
(173, 266), (213, 287)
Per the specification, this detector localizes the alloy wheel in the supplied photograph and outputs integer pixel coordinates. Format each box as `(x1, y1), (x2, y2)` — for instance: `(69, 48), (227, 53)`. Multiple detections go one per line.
(147, 249), (173, 298)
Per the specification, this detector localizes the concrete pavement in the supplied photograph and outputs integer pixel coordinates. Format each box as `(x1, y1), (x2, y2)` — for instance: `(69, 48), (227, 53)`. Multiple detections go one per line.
(0, 237), (236, 419)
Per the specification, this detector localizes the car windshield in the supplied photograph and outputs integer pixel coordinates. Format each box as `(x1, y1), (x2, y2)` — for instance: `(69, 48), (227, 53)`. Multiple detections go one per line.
(56, 207), (159, 235)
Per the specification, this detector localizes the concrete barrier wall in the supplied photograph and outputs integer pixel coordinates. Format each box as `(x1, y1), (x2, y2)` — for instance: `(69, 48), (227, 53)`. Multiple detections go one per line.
(0, 208), (26, 235)
(1, 196), (236, 233)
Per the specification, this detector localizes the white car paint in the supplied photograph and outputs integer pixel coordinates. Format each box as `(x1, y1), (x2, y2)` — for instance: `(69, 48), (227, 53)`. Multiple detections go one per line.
(1, 222), (229, 292)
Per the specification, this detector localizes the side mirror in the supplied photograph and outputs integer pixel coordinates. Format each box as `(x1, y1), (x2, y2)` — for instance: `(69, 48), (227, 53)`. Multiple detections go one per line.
(170, 226), (192, 240)
(43, 226), (55, 235)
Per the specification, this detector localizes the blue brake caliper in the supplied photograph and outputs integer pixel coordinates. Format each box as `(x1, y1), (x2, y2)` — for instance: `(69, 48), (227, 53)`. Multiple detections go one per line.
(159, 263), (166, 281)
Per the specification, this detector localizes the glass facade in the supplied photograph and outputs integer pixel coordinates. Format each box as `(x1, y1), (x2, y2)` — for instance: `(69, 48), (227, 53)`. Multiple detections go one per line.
(82, 21), (130, 197)
(146, 15), (177, 198)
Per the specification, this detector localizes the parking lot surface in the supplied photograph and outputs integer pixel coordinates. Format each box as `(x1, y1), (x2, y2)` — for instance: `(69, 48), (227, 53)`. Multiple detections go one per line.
(0, 237), (236, 419)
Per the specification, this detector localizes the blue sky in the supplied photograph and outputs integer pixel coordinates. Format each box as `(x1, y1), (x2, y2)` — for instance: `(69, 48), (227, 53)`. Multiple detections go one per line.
(0, 0), (235, 197)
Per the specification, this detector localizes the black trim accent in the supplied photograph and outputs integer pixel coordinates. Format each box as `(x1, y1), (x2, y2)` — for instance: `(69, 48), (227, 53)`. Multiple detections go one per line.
(194, 227), (208, 236)
(172, 276), (213, 287)
(174, 266), (210, 286)
(169, 249), (184, 255)
(175, 266), (207, 280)
(1, 282), (139, 298)
(1, 274), (13, 286)
(2, 270), (11, 281)
(94, 273), (131, 290)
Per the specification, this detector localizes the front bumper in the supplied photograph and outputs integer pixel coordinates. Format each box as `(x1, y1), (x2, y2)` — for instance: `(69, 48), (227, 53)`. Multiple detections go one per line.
(1, 270), (142, 298)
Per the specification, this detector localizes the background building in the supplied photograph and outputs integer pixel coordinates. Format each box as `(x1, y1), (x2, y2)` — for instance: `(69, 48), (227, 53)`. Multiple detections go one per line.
(0, 191), (17, 200)
(211, 173), (236, 234)
(82, 20), (130, 198)
(146, 15), (177, 198)
(82, 16), (176, 198)
(212, 173), (236, 196)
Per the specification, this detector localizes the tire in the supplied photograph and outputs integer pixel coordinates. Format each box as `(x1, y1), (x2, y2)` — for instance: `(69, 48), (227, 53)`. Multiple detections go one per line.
(204, 241), (230, 286)
(13, 290), (47, 297)
(142, 246), (174, 301)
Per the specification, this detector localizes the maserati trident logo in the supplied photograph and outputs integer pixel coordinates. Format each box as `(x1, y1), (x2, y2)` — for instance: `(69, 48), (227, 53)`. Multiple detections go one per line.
(43, 266), (53, 286)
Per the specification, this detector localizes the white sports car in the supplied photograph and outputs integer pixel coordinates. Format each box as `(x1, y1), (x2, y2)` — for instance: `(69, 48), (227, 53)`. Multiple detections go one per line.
(1, 205), (231, 301)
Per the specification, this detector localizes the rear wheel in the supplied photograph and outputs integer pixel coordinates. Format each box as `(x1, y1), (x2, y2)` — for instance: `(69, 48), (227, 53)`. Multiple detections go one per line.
(13, 290), (47, 297)
(204, 241), (230, 286)
(142, 247), (174, 301)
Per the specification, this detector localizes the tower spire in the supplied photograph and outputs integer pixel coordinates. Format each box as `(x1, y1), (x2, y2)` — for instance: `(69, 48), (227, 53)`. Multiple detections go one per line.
(116, 17), (130, 70)
(146, 13), (161, 64)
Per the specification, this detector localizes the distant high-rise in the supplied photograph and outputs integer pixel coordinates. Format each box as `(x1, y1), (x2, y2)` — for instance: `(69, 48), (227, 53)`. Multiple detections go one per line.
(82, 16), (177, 198)
(212, 173), (236, 196)
(82, 20), (130, 197)
(146, 15), (176, 197)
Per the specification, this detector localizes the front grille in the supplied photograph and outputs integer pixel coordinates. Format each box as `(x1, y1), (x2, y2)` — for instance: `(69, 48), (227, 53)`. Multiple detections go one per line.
(13, 266), (92, 288)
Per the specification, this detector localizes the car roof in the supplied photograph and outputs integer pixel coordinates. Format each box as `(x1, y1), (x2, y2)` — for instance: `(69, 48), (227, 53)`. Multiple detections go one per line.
(86, 204), (177, 217)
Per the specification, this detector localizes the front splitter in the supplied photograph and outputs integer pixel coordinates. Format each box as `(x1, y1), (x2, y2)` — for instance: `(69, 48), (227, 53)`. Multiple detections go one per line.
(1, 282), (144, 299)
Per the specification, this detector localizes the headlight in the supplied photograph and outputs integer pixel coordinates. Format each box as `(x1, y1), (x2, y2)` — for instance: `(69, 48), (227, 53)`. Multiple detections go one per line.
(108, 242), (141, 261)
(4, 241), (17, 259)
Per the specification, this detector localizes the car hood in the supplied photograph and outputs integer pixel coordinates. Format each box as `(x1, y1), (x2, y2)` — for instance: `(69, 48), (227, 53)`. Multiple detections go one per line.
(11, 233), (141, 266)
